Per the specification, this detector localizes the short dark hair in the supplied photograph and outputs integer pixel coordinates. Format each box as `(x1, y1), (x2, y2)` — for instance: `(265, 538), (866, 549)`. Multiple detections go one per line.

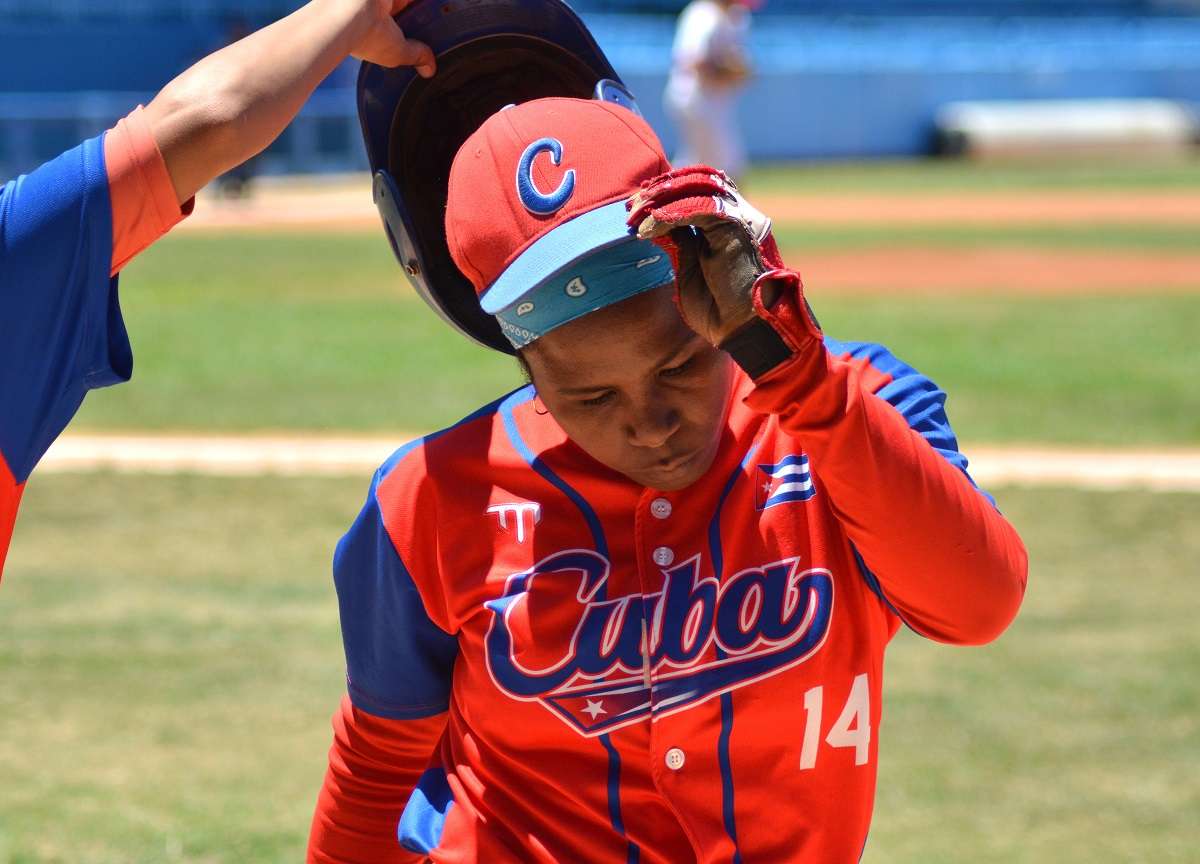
(516, 349), (533, 384)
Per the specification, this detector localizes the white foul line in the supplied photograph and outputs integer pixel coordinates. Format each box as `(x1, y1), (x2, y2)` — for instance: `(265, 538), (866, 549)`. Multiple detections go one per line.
(965, 446), (1200, 492)
(38, 434), (403, 477)
(35, 435), (1200, 492)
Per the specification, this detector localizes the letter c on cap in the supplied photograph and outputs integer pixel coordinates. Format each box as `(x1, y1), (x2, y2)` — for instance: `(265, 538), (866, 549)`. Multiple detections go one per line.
(516, 138), (576, 215)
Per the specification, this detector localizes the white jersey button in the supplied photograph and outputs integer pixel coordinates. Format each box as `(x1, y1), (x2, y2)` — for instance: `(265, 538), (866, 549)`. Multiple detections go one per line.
(652, 546), (675, 567)
(650, 497), (672, 519)
(665, 748), (686, 771)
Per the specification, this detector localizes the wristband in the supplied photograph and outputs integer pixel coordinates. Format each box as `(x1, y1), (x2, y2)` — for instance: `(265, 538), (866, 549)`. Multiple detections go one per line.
(719, 317), (794, 380)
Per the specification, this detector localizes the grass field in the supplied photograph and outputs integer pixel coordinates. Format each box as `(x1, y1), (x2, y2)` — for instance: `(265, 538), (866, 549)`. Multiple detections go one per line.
(4, 159), (1199, 862)
(772, 223), (1200, 251)
(1, 476), (1197, 863)
(71, 229), (1199, 444)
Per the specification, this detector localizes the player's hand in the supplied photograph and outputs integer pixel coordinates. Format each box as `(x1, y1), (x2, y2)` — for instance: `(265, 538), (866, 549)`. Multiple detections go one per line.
(347, 0), (436, 76)
(627, 165), (785, 346)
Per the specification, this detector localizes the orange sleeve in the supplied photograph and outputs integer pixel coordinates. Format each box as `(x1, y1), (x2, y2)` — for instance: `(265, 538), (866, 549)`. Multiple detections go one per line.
(308, 695), (444, 864)
(104, 105), (194, 276)
(741, 270), (1028, 646)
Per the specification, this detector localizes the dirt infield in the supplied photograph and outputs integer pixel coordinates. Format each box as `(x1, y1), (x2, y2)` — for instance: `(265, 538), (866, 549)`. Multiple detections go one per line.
(179, 175), (1200, 233)
(37, 434), (1200, 491)
(181, 182), (378, 232)
(178, 175), (1200, 295)
(756, 191), (1200, 226)
(790, 247), (1200, 295)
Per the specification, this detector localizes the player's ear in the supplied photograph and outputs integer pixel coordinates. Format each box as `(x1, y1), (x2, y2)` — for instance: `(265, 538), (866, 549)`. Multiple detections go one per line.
(517, 349), (551, 416)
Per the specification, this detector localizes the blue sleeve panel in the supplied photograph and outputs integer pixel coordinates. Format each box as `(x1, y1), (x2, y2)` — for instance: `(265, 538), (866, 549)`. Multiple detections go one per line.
(0, 134), (132, 483)
(398, 765), (455, 854)
(823, 335), (994, 506)
(333, 456), (459, 721)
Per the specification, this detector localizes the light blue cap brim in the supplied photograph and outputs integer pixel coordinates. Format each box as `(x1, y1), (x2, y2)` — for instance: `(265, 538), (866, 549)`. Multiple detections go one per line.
(479, 200), (634, 315)
(491, 237), (674, 348)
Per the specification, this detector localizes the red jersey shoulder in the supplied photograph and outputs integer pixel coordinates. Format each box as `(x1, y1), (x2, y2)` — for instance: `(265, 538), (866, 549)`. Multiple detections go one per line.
(371, 388), (568, 626)
(376, 388), (556, 522)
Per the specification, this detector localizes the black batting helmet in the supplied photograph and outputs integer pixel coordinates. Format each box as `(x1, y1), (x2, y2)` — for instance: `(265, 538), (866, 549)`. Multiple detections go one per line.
(357, 0), (641, 355)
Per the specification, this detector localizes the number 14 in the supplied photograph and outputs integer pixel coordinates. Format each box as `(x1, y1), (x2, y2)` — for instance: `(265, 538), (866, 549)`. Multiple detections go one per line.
(799, 673), (871, 770)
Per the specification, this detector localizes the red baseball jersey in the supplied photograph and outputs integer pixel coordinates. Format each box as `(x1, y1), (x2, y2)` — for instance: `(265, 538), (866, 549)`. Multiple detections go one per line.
(308, 279), (1028, 863)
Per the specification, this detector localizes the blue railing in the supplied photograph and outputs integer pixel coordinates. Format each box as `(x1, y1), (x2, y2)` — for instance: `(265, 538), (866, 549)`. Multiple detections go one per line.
(1, 0), (1196, 18)
(0, 0), (298, 19)
(4, 11), (1200, 176)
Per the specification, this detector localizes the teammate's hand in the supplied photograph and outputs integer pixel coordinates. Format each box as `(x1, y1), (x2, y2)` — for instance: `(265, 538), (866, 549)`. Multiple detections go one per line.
(627, 166), (784, 346)
(348, 0), (436, 76)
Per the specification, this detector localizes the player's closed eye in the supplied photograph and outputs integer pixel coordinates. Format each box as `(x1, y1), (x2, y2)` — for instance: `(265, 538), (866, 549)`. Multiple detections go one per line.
(660, 356), (696, 378)
(579, 391), (616, 408)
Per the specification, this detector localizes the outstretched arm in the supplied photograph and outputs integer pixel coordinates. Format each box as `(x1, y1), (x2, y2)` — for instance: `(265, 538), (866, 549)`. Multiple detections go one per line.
(0, 0), (435, 576)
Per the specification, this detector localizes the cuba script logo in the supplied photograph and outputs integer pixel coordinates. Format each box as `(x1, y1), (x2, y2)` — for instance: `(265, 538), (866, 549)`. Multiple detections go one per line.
(484, 549), (834, 736)
(516, 137), (576, 214)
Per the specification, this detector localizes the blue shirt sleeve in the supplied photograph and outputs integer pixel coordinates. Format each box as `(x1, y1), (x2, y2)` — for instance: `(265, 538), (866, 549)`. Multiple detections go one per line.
(334, 459), (459, 721)
(0, 133), (132, 483)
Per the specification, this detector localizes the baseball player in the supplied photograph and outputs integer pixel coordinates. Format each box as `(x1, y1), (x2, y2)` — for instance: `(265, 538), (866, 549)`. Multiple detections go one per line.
(307, 97), (1028, 862)
(0, 0), (436, 577)
(665, 0), (754, 181)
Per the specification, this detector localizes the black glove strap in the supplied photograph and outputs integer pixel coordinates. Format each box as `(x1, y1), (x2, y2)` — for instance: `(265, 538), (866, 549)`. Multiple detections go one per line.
(719, 317), (794, 380)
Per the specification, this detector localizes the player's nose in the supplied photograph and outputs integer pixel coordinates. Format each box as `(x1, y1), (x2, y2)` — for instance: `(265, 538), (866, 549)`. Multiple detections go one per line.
(625, 398), (681, 450)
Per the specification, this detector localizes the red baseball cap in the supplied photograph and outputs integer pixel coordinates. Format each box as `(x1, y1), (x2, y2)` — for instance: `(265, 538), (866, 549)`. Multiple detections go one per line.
(445, 97), (671, 319)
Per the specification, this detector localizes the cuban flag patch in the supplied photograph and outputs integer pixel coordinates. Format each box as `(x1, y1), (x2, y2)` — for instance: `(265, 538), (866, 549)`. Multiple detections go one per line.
(755, 454), (816, 510)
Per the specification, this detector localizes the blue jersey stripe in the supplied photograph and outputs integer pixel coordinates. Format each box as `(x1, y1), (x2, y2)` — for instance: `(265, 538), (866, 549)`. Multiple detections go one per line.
(499, 387), (609, 560)
(707, 434), (764, 863)
(377, 387), (520, 481)
(598, 732), (639, 863)
(499, 388), (640, 863)
(849, 542), (911, 626)
(821, 335), (995, 505)
(718, 693), (742, 864)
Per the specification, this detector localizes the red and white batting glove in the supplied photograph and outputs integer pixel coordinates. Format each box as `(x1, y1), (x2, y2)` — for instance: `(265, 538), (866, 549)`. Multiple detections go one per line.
(626, 165), (789, 345)
(627, 165), (822, 379)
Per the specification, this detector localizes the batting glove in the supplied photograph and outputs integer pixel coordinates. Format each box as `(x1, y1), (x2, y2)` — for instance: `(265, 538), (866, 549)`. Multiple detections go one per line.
(626, 165), (794, 346)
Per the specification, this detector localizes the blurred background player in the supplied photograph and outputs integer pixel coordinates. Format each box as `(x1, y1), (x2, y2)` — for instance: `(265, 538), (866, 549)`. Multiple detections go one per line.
(664, 0), (754, 182)
(0, 0), (436, 576)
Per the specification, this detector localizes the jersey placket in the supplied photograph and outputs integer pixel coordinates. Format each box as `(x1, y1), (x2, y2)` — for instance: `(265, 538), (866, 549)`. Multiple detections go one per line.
(632, 484), (711, 856)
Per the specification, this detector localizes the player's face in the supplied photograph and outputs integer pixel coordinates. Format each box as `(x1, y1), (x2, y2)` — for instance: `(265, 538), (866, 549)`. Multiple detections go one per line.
(523, 285), (735, 491)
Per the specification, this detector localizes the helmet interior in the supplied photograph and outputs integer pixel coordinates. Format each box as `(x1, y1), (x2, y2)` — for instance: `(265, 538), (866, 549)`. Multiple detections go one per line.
(386, 34), (608, 355)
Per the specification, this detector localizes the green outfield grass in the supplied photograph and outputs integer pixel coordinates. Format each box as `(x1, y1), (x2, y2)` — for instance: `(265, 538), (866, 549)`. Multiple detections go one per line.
(747, 157), (1200, 192)
(71, 231), (1200, 444)
(1, 475), (1196, 863)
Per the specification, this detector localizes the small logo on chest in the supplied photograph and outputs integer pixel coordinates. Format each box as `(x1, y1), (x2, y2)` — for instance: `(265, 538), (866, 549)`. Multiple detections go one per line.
(487, 501), (542, 544)
(756, 454), (816, 510)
